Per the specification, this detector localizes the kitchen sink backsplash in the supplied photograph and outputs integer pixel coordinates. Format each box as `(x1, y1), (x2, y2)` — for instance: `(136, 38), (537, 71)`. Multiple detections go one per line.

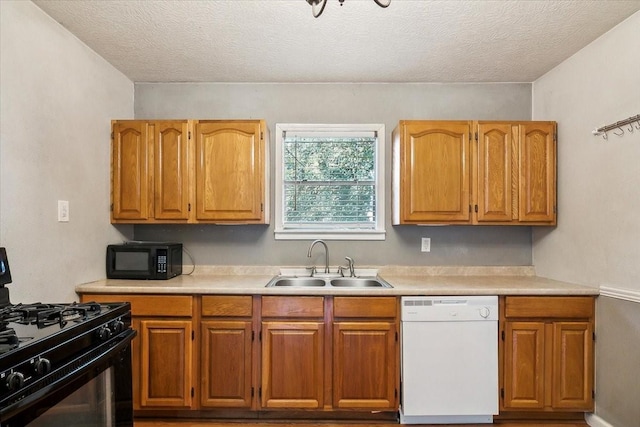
(185, 265), (535, 277)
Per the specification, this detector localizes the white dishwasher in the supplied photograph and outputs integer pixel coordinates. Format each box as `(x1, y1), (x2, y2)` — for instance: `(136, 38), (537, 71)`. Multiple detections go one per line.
(400, 296), (498, 425)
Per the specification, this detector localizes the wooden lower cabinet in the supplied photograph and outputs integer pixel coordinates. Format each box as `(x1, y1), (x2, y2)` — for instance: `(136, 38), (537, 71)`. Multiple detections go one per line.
(333, 321), (397, 409)
(139, 319), (193, 408)
(332, 296), (398, 410)
(79, 294), (195, 410)
(260, 296), (325, 409)
(79, 292), (594, 423)
(77, 293), (399, 417)
(261, 321), (325, 408)
(200, 295), (255, 408)
(501, 296), (594, 415)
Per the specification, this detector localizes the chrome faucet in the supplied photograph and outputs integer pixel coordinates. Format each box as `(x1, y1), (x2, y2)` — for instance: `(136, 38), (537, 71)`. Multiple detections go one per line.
(339, 257), (356, 277)
(307, 240), (329, 274)
(345, 256), (355, 277)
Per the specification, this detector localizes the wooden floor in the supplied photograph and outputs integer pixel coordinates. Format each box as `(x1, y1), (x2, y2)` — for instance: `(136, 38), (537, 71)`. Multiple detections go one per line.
(135, 421), (588, 427)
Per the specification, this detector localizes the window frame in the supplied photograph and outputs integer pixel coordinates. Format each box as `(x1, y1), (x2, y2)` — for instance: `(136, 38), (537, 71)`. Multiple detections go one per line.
(274, 123), (386, 241)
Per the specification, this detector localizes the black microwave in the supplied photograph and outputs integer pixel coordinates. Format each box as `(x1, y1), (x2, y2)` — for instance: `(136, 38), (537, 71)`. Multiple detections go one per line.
(106, 242), (182, 280)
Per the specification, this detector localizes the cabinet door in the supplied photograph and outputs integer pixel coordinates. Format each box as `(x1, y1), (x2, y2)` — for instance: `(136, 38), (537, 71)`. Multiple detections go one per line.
(333, 322), (397, 409)
(503, 321), (545, 409)
(519, 122), (556, 223)
(153, 121), (191, 220)
(112, 121), (150, 220)
(139, 319), (193, 408)
(201, 320), (253, 408)
(476, 122), (515, 222)
(399, 121), (471, 223)
(260, 321), (324, 409)
(195, 121), (265, 222)
(551, 322), (593, 410)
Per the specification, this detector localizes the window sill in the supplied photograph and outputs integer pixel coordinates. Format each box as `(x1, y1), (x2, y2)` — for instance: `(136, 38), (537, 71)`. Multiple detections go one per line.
(274, 229), (386, 241)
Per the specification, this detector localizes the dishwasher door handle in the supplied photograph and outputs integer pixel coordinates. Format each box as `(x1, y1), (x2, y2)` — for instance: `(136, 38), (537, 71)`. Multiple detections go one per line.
(432, 299), (468, 305)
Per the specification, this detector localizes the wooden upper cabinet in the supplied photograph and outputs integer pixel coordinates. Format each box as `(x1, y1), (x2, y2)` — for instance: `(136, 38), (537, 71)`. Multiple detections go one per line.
(518, 122), (556, 223)
(112, 121), (150, 220)
(111, 118), (269, 224)
(111, 120), (191, 223)
(154, 121), (191, 220)
(393, 120), (471, 224)
(393, 120), (556, 225)
(475, 122), (515, 222)
(195, 120), (267, 223)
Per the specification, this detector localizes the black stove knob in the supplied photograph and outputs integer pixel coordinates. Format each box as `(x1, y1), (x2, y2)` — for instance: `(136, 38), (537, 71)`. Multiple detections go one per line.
(33, 358), (52, 376)
(6, 371), (25, 391)
(97, 326), (112, 341)
(110, 320), (125, 334)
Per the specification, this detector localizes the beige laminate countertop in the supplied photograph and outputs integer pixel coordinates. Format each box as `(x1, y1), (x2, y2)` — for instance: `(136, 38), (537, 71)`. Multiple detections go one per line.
(75, 266), (599, 297)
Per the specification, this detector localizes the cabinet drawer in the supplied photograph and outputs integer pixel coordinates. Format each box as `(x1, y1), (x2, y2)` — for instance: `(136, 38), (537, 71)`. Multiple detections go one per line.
(334, 297), (397, 318)
(81, 294), (192, 317)
(261, 296), (324, 318)
(505, 296), (594, 319)
(202, 295), (252, 317)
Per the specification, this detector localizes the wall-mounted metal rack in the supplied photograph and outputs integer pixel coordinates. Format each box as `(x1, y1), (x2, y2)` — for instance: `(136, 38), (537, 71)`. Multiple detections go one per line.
(592, 114), (640, 140)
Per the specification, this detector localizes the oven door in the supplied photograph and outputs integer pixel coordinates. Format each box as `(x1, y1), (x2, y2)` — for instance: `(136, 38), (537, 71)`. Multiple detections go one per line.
(1, 330), (136, 427)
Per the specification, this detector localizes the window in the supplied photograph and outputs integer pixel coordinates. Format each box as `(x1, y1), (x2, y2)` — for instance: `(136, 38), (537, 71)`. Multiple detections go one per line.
(275, 123), (385, 240)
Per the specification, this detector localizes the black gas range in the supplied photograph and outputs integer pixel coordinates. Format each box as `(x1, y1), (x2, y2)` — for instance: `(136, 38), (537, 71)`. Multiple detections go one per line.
(0, 248), (135, 427)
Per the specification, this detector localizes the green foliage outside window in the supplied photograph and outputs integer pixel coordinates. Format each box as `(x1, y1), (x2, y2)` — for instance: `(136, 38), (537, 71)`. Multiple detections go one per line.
(283, 136), (376, 227)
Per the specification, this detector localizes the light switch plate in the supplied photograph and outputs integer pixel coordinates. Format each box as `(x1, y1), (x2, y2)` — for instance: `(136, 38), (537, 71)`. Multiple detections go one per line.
(421, 237), (431, 252)
(58, 200), (69, 222)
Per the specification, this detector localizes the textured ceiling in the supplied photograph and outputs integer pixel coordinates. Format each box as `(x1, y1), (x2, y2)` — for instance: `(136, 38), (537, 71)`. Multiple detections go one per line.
(33, 0), (640, 83)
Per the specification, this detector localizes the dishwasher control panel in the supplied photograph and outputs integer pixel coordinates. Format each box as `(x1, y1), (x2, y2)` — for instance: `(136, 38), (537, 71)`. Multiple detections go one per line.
(401, 296), (498, 322)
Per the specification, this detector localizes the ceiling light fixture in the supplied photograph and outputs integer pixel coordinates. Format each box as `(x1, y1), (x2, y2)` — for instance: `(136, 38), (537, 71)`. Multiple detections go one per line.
(306, 0), (391, 18)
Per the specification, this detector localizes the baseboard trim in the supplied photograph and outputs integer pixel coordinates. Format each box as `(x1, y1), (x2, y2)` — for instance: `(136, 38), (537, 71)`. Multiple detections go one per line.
(599, 285), (640, 304)
(586, 413), (615, 427)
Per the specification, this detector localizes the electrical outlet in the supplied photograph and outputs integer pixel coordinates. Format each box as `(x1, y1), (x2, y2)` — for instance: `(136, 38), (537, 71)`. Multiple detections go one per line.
(58, 200), (69, 222)
(421, 237), (431, 252)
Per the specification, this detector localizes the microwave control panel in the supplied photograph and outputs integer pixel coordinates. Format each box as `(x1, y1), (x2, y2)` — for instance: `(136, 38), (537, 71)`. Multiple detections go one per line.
(156, 250), (167, 273)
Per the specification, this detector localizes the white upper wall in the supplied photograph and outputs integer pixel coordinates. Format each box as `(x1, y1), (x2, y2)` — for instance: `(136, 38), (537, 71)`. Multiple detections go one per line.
(532, 11), (640, 290)
(0, 1), (134, 302)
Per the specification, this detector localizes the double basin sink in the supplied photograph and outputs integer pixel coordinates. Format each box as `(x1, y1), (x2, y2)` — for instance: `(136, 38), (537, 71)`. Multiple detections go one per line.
(266, 276), (393, 288)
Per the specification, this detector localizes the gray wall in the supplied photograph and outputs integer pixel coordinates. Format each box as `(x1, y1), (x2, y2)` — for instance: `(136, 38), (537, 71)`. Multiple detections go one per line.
(593, 297), (640, 426)
(134, 83), (534, 267)
(532, 11), (640, 427)
(0, 1), (134, 303)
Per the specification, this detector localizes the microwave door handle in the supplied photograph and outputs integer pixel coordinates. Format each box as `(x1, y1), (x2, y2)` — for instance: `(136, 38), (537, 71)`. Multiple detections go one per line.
(109, 252), (116, 271)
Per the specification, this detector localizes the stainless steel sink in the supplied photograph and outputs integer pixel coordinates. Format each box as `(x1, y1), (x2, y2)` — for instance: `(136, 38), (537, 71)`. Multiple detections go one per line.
(330, 278), (392, 288)
(265, 276), (392, 288)
(266, 277), (326, 287)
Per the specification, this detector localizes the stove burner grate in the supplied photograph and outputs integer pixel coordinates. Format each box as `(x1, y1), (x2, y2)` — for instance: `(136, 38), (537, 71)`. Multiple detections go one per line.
(0, 302), (103, 329)
(0, 325), (19, 353)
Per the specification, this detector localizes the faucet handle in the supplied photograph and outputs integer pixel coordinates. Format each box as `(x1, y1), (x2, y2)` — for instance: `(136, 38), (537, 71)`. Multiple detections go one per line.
(305, 266), (317, 277)
(344, 257), (355, 277)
